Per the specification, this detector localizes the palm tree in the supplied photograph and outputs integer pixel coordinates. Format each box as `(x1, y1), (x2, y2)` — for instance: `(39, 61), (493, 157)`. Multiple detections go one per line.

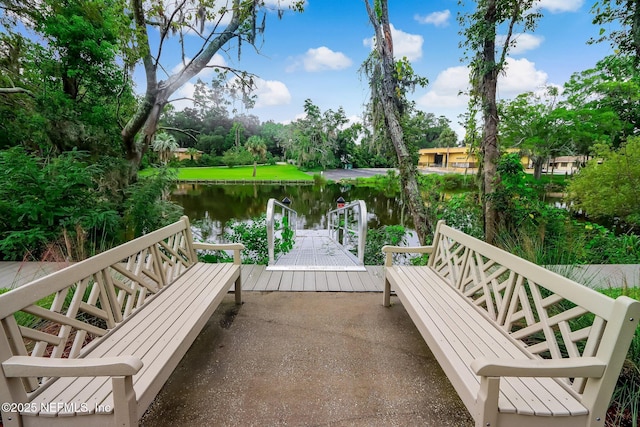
(245, 136), (267, 177)
(186, 147), (199, 161)
(152, 132), (178, 165)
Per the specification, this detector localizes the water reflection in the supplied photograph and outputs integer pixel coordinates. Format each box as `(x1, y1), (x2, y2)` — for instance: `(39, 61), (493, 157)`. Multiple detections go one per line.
(171, 182), (414, 241)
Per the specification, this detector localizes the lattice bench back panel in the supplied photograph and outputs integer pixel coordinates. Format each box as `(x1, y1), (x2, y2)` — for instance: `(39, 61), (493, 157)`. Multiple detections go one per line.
(428, 223), (617, 395)
(0, 219), (195, 395)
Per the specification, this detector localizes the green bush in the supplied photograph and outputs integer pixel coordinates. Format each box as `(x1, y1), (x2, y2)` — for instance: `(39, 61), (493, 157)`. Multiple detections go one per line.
(438, 193), (483, 239)
(222, 146), (253, 168)
(0, 147), (120, 260)
(214, 214), (294, 264)
(124, 168), (183, 238)
(363, 225), (408, 265)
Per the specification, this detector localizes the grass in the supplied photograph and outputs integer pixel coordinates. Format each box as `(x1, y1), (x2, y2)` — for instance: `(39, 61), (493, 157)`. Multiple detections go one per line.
(140, 164), (314, 181)
(0, 287), (57, 327)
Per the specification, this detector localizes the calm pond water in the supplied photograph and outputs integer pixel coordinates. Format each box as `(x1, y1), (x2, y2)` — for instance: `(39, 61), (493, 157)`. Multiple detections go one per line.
(171, 182), (417, 242)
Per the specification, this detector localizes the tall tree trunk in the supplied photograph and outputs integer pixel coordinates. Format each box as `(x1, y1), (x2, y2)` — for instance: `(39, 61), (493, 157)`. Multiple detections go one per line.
(365, 0), (430, 245)
(480, 0), (500, 245)
(121, 0), (245, 180)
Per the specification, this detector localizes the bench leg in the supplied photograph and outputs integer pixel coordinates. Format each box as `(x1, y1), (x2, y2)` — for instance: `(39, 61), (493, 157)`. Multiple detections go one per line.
(235, 275), (242, 305)
(475, 376), (499, 427)
(383, 276), (391, 307)
(112, 375), (137, 427)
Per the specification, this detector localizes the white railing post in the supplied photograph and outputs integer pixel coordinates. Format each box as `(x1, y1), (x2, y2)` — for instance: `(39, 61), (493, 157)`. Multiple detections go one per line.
(326, 200), (368, 265)
(266, 198), (298, 265)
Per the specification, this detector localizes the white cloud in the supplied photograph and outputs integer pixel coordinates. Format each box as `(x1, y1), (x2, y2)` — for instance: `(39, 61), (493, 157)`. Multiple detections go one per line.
(363, 24), (423, 61)
(170, 54), (228, 79)
(414, 10), (451, 27)
(498, 57), (548, 97)
(496, 33), (544, 55)
(417, 57), (548, 113)
(537, 0), (583, 13)
(418, 66), (470, 110)
(287, 46), (352, 72)
(253, 78), (292, 108)
(169, 82), (197, 111)
(264, 0), (306, 7)
(168, 75), (290, 112)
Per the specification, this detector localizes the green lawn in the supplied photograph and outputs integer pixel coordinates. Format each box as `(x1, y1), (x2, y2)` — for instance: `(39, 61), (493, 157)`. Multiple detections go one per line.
(140, 164), (314, 181)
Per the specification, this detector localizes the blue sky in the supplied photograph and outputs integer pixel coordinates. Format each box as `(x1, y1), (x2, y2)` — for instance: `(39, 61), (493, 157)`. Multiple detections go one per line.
(157, 0), (617, 139)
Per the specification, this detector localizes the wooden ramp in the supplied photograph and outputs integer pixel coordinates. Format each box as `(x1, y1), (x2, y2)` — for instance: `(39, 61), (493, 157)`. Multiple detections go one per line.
(268, 230), (366, 271)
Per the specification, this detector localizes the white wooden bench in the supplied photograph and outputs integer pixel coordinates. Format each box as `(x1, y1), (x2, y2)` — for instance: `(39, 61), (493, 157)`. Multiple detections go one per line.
(382, 221), (640, 427)
(0, 216), (243, 427)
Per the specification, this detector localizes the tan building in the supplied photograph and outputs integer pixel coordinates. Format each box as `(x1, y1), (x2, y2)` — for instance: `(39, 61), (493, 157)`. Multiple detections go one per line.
(542, 156), (587, 175)
(172, 147), (203, 161)
(418, 146), (478, 170)
(418, 146), (530, 173)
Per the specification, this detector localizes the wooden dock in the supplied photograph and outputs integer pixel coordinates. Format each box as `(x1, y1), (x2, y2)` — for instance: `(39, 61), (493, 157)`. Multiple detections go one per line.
(0, 261), (74, 290)
(0, 262), (384, 292)
(241, 264), (383, 292)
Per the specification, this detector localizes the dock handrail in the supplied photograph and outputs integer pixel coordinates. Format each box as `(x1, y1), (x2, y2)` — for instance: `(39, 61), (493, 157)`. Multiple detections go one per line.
(327, 200), (367, 264)
(266, 198), (298, 264)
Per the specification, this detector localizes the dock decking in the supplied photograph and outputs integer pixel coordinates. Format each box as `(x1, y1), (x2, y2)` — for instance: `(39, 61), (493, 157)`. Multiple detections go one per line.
(0, 262), (384, 292)
(242, 264), (383, 292)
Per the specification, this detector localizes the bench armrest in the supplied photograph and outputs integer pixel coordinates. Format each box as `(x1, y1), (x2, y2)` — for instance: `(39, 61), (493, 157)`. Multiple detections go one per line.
(382, 245), (434, 266)
(193, 243), (245, 251)
(382, 245), (434, 254)
(193, 242), (245, 264)
(2, 355), (143, 378)
(471, 357), (606, 378)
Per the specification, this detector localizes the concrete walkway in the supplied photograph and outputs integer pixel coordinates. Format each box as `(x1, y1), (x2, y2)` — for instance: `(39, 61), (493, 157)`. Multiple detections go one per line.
(140, 292), (473, 426)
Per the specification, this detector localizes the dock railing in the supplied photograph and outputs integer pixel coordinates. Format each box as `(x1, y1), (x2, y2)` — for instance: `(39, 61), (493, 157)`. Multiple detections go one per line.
(266, 198), (298, 264)
(327, 200), (367, 264)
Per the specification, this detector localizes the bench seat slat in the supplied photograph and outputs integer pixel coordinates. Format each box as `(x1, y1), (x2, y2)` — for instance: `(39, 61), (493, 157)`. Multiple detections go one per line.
(397, 266), (533, 415)
(48, 263), (230, 416)
(408, 265), (589, 416)
(388, 265), (588, 417)
(27, 263), (237, 418)
(26, 263), (217, 415)
(401, 266), (534, 414)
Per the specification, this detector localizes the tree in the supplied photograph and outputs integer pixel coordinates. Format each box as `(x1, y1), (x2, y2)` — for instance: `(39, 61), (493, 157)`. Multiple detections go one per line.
(563, 55), (639, 146)
(0, 0), (134, 155)
(186, 147), (199, 161)
(567, 137), (640, 226)
(590, 0), (640, 69)
(245, 135), (267, 177)
(364, 0), (431, 244)
(120, 0), (303, 177)
(260, 121), (287, 158)
(459, 0), (540, 244)
(151, 132), (178, 165)
(403, 111), (457, 149)
(500, 88), (567, 179)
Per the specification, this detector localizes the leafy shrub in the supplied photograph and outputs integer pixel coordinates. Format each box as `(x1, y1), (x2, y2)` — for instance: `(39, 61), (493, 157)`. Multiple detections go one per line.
(222, 146), (253, 168)
(438, 193), (483, 239)
(214, 214), (294, 264)
(0, 147), (120, 260)
(124, 168), (183, 238)
(363, 225), (408, 265)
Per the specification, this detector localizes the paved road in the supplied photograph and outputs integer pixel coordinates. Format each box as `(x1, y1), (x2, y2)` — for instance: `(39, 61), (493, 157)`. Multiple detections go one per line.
(311, 168), (394, 181)
(313, 167), (455, 181)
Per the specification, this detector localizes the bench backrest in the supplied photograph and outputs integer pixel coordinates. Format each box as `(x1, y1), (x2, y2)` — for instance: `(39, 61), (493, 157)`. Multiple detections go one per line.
(0, 216), (197, 396)
(428, 221), (640, 410)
